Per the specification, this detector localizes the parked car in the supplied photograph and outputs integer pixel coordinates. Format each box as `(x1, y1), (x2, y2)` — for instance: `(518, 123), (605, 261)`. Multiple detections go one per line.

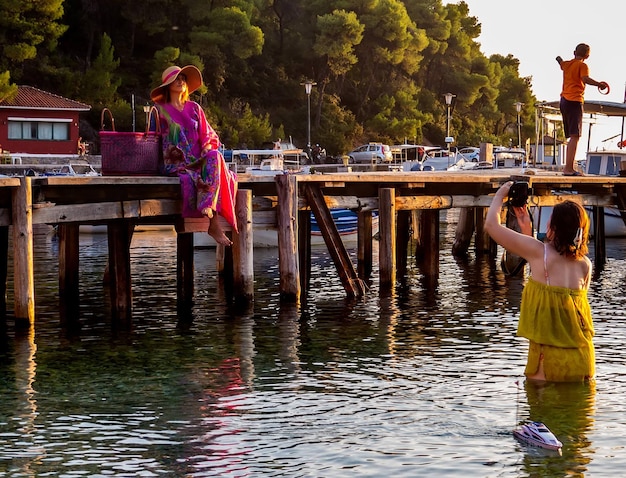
(347, 143), (393, 164)
(457, 147), (480, 162)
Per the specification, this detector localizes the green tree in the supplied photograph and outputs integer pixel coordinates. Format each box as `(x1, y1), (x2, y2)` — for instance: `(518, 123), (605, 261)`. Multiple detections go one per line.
(80, 34), (122, 109)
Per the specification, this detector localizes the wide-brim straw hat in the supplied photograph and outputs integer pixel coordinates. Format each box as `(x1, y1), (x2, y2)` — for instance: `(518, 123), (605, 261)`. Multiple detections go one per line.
(150, 65), (202, 102)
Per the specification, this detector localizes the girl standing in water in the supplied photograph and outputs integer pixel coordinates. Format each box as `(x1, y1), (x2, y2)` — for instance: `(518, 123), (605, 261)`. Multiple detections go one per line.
(485, 181), (595, 382)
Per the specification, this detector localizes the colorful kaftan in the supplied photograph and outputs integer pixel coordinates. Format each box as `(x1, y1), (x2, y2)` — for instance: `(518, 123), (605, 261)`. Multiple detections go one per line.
(157, 101), (237, 230)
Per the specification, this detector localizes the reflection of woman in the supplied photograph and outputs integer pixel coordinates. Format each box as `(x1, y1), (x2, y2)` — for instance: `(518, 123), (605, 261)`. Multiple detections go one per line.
(151, 65), (237, 245)
(485, 183), (595, 382)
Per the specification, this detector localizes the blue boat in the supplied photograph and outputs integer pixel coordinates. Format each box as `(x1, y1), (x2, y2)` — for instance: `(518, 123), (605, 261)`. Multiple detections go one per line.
(311, 209), (376, 237)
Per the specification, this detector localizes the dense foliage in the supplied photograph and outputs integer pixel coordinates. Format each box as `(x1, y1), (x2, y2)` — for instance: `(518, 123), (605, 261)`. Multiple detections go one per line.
(0, 0), (537, 156)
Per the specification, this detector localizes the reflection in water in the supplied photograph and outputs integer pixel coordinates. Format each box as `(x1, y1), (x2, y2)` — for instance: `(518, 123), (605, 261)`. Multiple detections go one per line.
(1, 226), (626, 476)
(518, 380), (596, 475)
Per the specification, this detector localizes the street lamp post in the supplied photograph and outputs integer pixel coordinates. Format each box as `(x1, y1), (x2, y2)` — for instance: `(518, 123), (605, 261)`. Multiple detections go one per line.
(302, 80), (316, 161)
(143, 103), (152, 130)
(514, 102), (524, 148)
(444, 93), (456, 166)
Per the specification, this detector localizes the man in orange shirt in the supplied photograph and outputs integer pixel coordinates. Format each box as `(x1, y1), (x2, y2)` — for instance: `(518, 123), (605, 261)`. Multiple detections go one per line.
(557, 43), (609, 176)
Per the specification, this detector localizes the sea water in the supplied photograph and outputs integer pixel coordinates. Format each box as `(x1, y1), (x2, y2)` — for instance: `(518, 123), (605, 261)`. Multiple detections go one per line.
(1, 215), (626, 477)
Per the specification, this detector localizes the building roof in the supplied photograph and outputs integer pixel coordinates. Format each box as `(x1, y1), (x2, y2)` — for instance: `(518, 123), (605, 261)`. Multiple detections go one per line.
(0, 85), (91, 111)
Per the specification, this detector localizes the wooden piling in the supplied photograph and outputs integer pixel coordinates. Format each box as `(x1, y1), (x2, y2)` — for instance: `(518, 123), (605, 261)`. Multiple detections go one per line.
(12, 177), (34, 327)
(177, 232), (194, 310)
(275, 174), (300, 302)
(379, 188), (396, 289)
(58, 223), (81, 321)
(232, 189), (254, 302)
(419, 209), (440, 278)
(0, 226), (8, 321)
(357, 211), (373, 279)
(107, 220), (133, 324)
(298, 208), (311, 293)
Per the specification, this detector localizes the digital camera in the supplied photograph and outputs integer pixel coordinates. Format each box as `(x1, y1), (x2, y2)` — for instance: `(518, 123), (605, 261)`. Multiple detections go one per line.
(508, 181), (529, 207)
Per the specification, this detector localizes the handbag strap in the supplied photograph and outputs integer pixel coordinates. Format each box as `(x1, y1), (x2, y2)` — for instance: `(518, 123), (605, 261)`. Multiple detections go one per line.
(146, 106), (161, 134)
(100, 108), (115, 131)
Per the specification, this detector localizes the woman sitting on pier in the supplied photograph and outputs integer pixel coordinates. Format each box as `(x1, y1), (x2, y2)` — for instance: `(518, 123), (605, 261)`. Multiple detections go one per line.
(485, 182), (595, 382)
(151, 65), (237, 245)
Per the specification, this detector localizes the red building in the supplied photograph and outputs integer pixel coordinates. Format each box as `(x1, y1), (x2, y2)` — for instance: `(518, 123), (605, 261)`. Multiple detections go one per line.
(0, 86), (91, 156)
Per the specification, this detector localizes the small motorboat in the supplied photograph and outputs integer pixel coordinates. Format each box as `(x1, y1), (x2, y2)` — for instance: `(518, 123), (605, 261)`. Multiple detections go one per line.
(513, 421), (563, 451)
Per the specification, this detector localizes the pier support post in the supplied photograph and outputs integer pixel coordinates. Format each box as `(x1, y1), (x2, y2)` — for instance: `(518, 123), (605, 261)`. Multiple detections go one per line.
(452, 207), (474, 258)
(419, 209), (440, 278)
(275, 174), (300, 302)
(298, 209), (311, 294)
(357, 210), (373, 279)
(592, 206), (606, 266)
(0, 226), (8, 322)
(233, 189), (254, 302)
(58, 223), (81, 322)
(107, 220), (133, 325)
(396, 209), (410, 280)
(13, 177), (34, 327)
(379, 188), (396, 290)
(177, 232), (194, 310)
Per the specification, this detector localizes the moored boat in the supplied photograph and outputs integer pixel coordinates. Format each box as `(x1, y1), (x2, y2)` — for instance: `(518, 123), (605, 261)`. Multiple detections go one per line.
(194, 208), (379, 248)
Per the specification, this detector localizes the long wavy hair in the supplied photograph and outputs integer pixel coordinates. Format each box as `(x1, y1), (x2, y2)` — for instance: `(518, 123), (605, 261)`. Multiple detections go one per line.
(546, 200), (590, 259)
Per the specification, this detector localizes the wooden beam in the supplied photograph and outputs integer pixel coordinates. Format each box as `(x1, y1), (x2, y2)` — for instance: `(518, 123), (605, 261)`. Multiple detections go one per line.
(396, 193), (615, 210)
(302, 183), (366, 298)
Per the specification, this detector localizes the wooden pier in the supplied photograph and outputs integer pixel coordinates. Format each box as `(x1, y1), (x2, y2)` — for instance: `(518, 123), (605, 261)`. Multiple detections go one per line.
(2, 169), (626, 327)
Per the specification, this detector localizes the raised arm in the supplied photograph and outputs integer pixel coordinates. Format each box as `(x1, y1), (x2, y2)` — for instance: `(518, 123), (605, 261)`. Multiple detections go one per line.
(484, 181), (544, 263)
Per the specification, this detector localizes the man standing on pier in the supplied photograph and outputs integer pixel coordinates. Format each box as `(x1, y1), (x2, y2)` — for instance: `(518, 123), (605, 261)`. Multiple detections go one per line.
(557, 43), (609, 176)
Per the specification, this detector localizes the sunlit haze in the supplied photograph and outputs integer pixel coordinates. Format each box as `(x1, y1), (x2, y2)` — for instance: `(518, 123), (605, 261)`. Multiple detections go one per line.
(459, 0), (626, 157)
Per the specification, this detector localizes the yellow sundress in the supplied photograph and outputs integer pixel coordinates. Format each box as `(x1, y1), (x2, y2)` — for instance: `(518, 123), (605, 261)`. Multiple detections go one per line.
(518, 273), (595, 382)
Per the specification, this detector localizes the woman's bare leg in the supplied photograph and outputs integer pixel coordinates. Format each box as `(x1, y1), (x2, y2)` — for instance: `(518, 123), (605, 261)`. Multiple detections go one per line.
(207, 215), (232, 246)
(526, 354), (546, 381)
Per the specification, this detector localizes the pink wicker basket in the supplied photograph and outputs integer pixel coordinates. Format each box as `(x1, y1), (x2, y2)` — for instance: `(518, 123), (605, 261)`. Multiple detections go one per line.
(99, 107), (162, 176)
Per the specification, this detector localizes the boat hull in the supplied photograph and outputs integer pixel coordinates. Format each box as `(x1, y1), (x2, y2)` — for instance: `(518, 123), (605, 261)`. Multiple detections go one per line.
(194, 209), (379, 248)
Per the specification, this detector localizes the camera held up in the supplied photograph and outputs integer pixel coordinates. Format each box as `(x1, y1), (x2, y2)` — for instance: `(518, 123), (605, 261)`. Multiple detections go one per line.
(508, 181), (530, 207)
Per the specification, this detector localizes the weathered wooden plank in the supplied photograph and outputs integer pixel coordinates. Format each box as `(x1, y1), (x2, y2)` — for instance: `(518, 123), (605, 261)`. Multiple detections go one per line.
(396, 193), (615, 210)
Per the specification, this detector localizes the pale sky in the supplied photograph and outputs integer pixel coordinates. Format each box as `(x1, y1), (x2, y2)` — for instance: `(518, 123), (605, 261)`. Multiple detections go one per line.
(459, 0), (626, 156)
